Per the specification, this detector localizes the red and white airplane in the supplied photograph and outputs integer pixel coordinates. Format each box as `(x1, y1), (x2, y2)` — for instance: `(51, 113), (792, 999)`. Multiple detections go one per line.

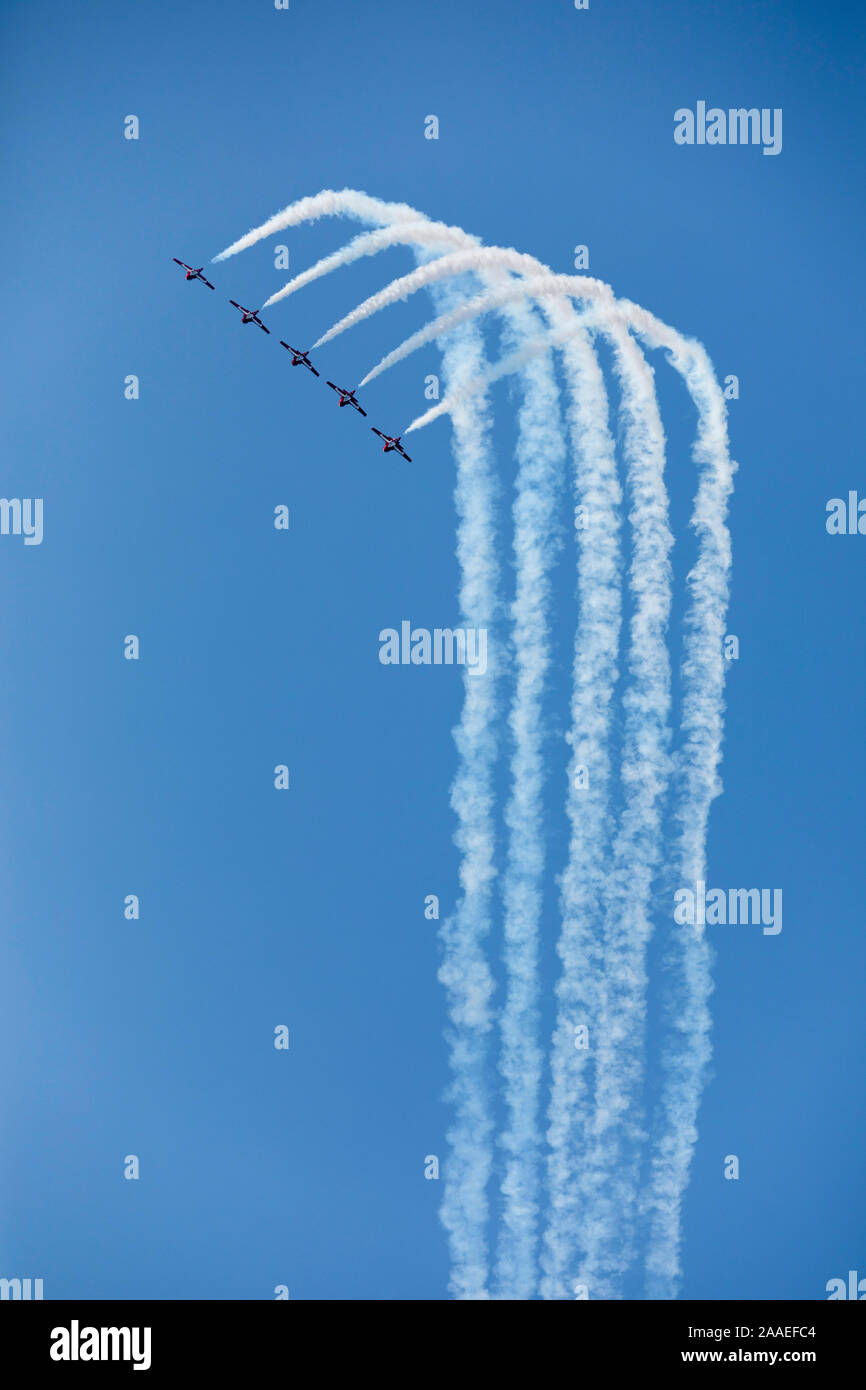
(326, 381), (366, 415)
(371, 428), (412, 462)
(280, 342), (319, 376)
(229, 301), (270, 333)
(173, 259), (214, 289)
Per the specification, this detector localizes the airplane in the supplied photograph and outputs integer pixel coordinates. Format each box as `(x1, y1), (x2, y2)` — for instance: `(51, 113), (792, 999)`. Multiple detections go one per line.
(229, 301), (270, 333)
(173, 259), (214, 289)
(371, 428), (412, 463)
(279, 342), (319, 376)
(326, 381), (367, 416)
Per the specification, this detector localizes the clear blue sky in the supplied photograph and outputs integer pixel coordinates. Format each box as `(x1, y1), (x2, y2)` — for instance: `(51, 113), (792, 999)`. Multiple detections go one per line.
(1, 0), (864, 1299)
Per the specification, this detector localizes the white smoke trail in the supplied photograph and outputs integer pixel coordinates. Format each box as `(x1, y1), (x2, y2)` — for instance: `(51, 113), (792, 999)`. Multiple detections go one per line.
(220, 205), (623, 1296)
(408, 261), (575, 1300)
(215, 191), (574, 1299)
(402, 271), (623, 1302)
(421, 266), (565, 1304)
(262, 222), (479, 309)
(216, 193), (597, 1298)
(297, 224), (630, 1299)
(569, 328), (672, 1299)
(562, 308), (732, 1297)
(432, 299), (500, 1300)
(386, 284), (673, 1296)
(405, 254), (573, 1301)
(395, 281), (669, 1301)
(493, 310), (566, 1301)
(357, 275), (604, 391)
(634, 339), (733, 1298)
(310, 250), (609, 350)
(540, 325), (622, 1302)
(372, 264), (625, 1302)
(212, 189), (435, 262)
(339, 267), (679, 1289)
(417, 260), (578, 1302)
(213, 194), (733, 1298)
(359, 269), (728, 1296)
(403, 309), (633, 436)
(428, 285), (570, 1301)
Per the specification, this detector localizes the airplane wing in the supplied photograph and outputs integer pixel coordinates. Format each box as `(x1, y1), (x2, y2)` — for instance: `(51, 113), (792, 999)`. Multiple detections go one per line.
(326, 381), (338, 391)
(173, 258), (191, 269)
(400, 449), (412, 463)
(201, 277), (214, 290)
(356, 404), (367, 417)
(259, 323), (270, 334)
(308, 365), (320, 377)
(230, 300), (241, 309)
(372, 428), (386, 439)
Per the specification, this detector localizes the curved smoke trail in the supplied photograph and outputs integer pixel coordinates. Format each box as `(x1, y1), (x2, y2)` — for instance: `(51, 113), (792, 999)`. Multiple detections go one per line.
(212, 193), (733, 1299)
(298, 236), (731, 1295)
(262, 222), (480, 308)
(391, 285), (732, 1296)
(399, 302), (673, 1295)
(215, 191), (573, 1298)
(253, 233), (628, 1298)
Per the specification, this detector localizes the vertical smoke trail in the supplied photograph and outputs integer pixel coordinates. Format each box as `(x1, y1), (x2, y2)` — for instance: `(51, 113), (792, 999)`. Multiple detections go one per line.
(572, 332), (673, 1298)
(402, 305), (725, 1298)
(408, 250), (571, 1300)
(298, 236), (626, 1298)
(464, 311), (731, 1297)
(494, 314), (566, 1301)
(390, 279), (625, 1301)
(420, 267), (570, 1301)
(409, 248), (575, 1302)
(395, 292), (625, 1306)
(407, 305), (627, 1304)
(629, 336), (733, 1299)
(427, 284), (500, 1300)
(522, 318), (622, 1304)
(388, 280), (630, 1301)
(358, 289), (673, 1291)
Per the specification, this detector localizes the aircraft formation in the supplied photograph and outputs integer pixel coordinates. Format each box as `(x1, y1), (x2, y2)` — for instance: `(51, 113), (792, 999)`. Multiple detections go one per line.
(172, 258), (413, 462)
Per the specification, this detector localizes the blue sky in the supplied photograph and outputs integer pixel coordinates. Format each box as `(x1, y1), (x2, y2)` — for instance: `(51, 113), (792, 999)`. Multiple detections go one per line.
(1, 0), (864, 1299)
